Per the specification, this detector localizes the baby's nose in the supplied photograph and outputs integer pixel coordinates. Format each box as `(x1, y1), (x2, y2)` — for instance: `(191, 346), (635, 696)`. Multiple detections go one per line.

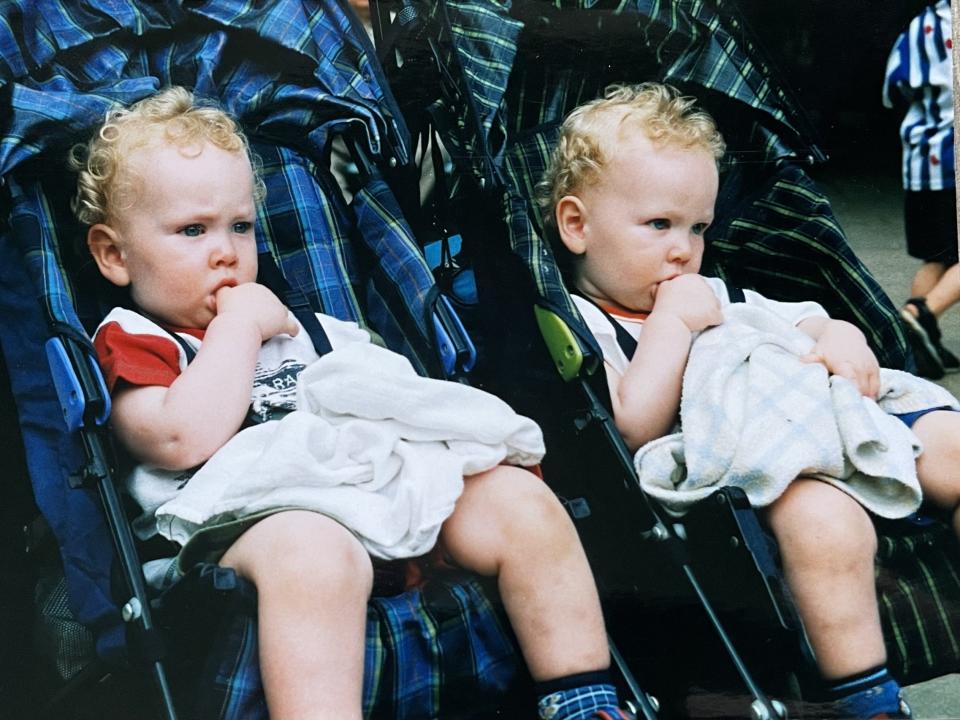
(667, 233), (693, 262)
(211, 233), (238, 265)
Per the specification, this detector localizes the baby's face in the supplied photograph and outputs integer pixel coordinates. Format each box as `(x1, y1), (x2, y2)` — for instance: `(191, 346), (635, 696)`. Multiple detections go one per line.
(566, 133), (718, 314)
(111, 141), (259, 329)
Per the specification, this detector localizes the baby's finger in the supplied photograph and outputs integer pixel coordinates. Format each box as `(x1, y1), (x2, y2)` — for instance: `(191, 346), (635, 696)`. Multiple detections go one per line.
(832, 361), (861, 389)
(214, 284), (234, 303)
(866, 367), (880, 400)
(846, 361), (878, 399)
(799, 352), (825, 365)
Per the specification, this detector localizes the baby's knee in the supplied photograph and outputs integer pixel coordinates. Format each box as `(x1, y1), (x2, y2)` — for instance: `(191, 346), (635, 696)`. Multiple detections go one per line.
(224, 510), (373, 592)
(477, 465), (569, 530)
(913, 410), (960, 508)
(766, 480), (877, 561)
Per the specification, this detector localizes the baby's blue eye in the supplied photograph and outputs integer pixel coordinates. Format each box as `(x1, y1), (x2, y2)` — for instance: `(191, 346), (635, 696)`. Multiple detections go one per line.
(692, 223), (709, 235)
(233, 221), (253, 234)
(180, 224), (204, 237)
(649, 219), (670, 230)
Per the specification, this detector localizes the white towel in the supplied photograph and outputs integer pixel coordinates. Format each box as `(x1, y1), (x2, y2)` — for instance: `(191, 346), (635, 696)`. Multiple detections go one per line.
(635, 303), (958, 517)
(155, 341), (545, 559)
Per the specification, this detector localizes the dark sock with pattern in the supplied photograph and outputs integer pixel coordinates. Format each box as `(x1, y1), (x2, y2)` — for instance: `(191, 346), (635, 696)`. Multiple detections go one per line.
(535, 670), (624, 720)
(825, 667), (907, 719)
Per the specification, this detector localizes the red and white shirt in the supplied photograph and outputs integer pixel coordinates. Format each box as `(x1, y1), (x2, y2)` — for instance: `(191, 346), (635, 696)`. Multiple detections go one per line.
(93, 306), (370, 537)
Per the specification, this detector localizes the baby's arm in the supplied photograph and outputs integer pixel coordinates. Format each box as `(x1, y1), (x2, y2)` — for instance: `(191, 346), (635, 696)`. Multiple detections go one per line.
(110, 283), (299, 470)
(797, 316), (880, 399)
(612, 274), (723, 451)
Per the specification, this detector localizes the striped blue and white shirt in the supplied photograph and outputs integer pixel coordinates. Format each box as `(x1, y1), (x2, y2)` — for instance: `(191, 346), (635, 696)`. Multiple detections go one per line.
(882, 0), (955, 191)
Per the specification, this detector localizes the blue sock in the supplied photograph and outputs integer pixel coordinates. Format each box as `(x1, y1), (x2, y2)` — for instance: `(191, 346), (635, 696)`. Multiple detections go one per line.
(826, 667), (909, 719)
(535, 670), (624, 720)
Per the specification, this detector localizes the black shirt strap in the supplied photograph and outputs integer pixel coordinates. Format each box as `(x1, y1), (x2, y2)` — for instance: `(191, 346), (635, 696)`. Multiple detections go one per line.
(163, 329), (197, 364)
(726, 284), (746, 304)
(573, 292), (638, 359)
(256, 253), (333, 358)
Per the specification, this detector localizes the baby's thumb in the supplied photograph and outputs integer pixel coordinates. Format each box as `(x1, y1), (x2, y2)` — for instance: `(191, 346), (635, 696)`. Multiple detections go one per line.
(799, 352), (823, 365)
(285, 312), (300, 337)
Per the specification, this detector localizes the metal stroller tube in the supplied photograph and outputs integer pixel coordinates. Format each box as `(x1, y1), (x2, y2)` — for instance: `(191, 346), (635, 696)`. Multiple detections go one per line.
(581, 380), (788, 720)
(50, 332), (179, 720)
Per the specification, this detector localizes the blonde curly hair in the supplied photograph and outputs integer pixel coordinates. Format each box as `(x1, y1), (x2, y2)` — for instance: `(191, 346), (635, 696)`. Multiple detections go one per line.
(537, 83), (726, 227)
(70, 86), (265, 226)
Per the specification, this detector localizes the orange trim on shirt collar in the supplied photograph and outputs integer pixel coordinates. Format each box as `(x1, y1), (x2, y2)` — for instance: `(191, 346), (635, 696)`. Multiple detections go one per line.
(599, 303), (649, 321)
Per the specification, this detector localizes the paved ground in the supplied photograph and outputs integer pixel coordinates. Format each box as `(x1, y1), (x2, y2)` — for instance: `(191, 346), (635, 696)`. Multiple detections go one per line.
(816, 168), (960, 399)
(813, 166), (960, 719)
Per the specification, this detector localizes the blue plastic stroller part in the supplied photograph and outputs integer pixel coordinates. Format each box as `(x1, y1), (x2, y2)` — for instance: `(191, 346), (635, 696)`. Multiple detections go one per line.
(424, 234), (461, 270)
(423, 235), (479, 375)
(45, 337), (111, 434)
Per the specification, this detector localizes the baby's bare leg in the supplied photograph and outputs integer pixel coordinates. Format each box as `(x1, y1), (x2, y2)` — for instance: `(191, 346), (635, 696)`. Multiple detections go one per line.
(220, 510), (373, 720)
(764, 479), (885, 680)
(439, 465), (609, 681)
(912, 410), (960, 536)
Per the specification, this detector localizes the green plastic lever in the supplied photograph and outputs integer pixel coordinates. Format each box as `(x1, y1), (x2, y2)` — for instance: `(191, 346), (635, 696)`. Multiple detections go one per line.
(534, 306), (598, 382)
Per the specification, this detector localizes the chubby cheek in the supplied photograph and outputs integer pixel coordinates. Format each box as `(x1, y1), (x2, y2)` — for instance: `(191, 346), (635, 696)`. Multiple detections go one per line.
(687, 241), (705, 273)
(130, 282), (169, 311)
(240, 261), (259, 285)
(130, 274), (196, 318)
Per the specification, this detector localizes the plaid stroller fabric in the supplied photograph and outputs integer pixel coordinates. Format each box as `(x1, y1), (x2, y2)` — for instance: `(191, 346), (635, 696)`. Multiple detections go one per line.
(408, 0), (911, 370)
(0, 1), (523, 716)
(1, 0), (433, 364)
(159, 565), (519, 720)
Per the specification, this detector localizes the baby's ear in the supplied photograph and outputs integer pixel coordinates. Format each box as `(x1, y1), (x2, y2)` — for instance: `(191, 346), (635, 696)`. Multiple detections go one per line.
(554, 195), (587, 255)
(87, 224), (131, 287)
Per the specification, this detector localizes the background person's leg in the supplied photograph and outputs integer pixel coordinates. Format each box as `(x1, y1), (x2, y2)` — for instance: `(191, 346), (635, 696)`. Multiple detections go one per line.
(908, 260), (948, 300)
(921, 263), (960, 320)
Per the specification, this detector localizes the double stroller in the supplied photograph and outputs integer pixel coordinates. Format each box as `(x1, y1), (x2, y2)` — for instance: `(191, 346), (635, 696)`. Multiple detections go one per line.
(1, 0), (959, 718)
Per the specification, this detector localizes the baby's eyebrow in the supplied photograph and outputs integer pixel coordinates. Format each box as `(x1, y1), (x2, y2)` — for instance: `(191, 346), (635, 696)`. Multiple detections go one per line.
(169, 208), (217, 222)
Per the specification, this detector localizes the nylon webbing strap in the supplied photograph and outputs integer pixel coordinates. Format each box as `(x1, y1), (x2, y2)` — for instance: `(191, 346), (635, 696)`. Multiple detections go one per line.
(256, 253), (333, 358)
(573, 291), (639, 360)
(727, 285), (746, 303)
(164, 330), (197, 364)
